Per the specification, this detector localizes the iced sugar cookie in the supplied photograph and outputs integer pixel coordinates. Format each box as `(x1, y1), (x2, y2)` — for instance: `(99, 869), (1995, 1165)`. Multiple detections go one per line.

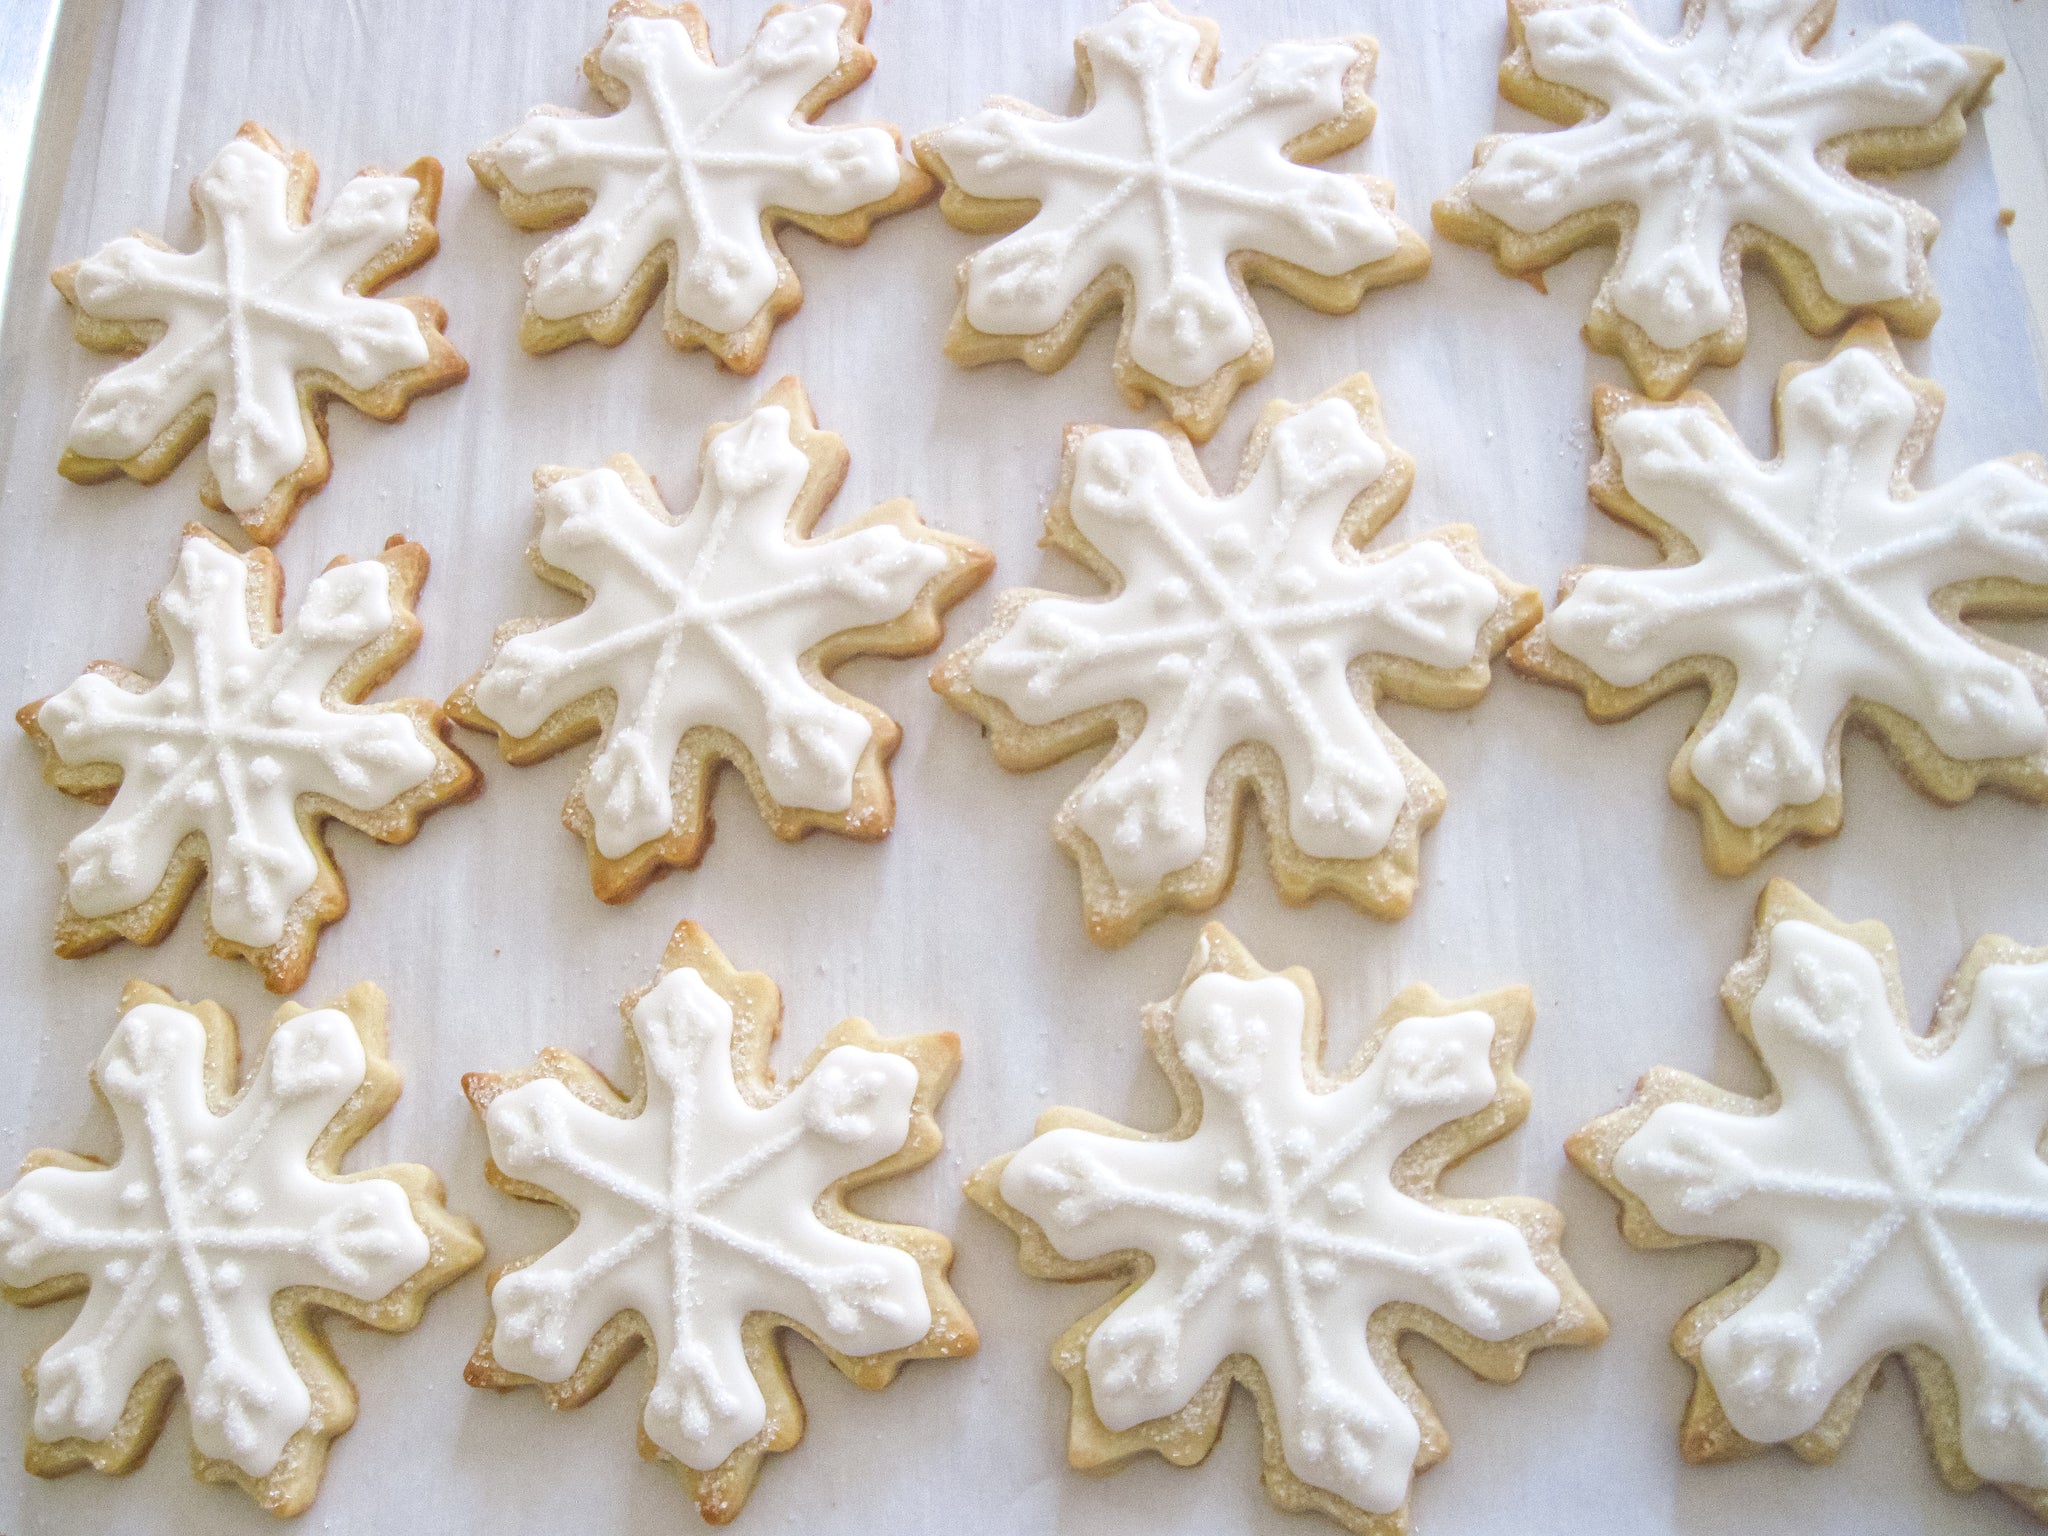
(974, 924), (1604, 1533)
(448, 376), (989, 903)
(1572, 880), (2048, 1520)
(463, 921), (975, 1522)
(1433, 0), (2000, 398)
(0, 981), (481, 1516)
(916, 1), (1429, 443)
(934, 374), (1536, 946)
(1512, 321), (2048, 875)
(472, 0), (931, 371)
(54, 123), (467, 546)
(18, 526), (479, 993)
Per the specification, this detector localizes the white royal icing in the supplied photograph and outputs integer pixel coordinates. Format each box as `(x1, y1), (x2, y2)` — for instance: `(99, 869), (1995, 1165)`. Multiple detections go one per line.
(34, 534), (441, 949)
(969, 398), (1501, 890)
(1463, 0), (1980, 351)
(926, 2), (1402, 388)
(1614, 920), (2048, 1487)
(0, 1002), (430, 1477)
(1002, 970), (1560, 1515)
(478, 3), (905, 336)
(65, 136), (433, 514)
(1545, 342), (2048, 827)
(469, 403), (946, 859)
(483, 966), (932, 1471)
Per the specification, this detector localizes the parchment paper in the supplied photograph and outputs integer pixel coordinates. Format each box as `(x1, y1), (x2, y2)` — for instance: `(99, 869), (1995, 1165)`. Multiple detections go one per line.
(1, 2), (2044, 1532)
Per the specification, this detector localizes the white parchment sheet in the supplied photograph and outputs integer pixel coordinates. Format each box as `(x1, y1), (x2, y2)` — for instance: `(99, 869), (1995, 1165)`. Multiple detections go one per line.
(1, 1), (2045, 1532)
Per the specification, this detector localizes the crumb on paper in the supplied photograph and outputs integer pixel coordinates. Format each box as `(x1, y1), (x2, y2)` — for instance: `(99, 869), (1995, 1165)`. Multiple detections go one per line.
(1518, 269), (1549, 296)
(2000, 208), (2017, 229)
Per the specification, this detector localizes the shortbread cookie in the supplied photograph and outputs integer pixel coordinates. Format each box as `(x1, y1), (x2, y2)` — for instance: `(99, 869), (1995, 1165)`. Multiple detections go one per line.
(448, 376), (989, 903)
(0, 981), (481, 1516)
(463, 921), (975, 1523)
(1571, 881), (2048, 1519)
(1511, 320), (2048, 876)
(915, 1), (1429, 443)
(933, 375), (1536, 946)
(18, 526), (479, 993)
(1432, 0), (2000, 399)
(54, 123), (467, 546)
(972, 923), (1604, 1533)
(472, 0), (931, 372)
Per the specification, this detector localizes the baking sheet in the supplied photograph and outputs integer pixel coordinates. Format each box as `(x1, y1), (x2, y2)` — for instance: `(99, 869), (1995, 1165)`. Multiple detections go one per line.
(2, 1), (2045, 1532)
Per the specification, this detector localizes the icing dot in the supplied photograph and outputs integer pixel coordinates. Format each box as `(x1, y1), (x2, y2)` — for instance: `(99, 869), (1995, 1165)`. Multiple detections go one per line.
(1179, 1230), (1213, 1259)
(1304, 1257), (1338, 1289)
(120, 1181), (150, 1209)
(247, 755), (283, 788)
(213, 1261), (244, 1292)
(1220, 676), (1262, 712)
(156, 1291), (183, 1319)
(222, 1186), (260, 1219)
(1295, 640), (1334, 676)
(145, 743), (181, 775)
(184, 780), (219, 809)
(105, 1259), (132, 1283)
(1237, 1269), (1270, 1302)
(223, 664), (253, 692)
(1274, 566), (1314, 601)
(1154, 577), (1192, 612)
(1282, 1127), (1315, 1163)
(1218, 1158), (1248, 1189)
(1209, 525), (1253, 564)
(1156, 653), (1193, 683)
(1326, 1181), (1364, 1215)
(269, 694), (303, 724)
(184, 1146), (214, 1170)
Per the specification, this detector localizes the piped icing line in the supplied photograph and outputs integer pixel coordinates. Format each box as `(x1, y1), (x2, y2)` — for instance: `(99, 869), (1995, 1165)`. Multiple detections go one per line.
(933, 374), (1537, 947)
(18, 525), (479, 995)
(1432, 0), (2001, 399)
(1511, 319), (2048, 878)
(53, 122), (468, 546)
(971, 923), (1604, 1529)
(462, 921), (976, 1525)
(447, 375), (991, 904)
(1570, 881), (2048, 1516)
(471, 0), (932, 372)
(0, 981), (482, 1516)
(914, 0), (1429, 443)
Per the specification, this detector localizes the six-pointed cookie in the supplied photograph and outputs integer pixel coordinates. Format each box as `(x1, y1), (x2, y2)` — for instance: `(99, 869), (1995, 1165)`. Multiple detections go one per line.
(448, 376), (990, 901)
(54, 123), (468, 546)
(1512, 321), (2048, 876)
(0, 981), (482, 1516)
(472, 0), (932, 371)
(462, 921), (976, 1523)
(935, 375), (1537, 945)
(1572, 880), (2048, 1520)
(18, 526), (479, 993)
(1434, 0), (2000, 398)
(917, 0), (1429, 442)
(973, 923), (1605, 1532)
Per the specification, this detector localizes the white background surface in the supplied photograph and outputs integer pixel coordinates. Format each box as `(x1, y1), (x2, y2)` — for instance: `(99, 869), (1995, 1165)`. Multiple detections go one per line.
(1, 1), (2046, 1532)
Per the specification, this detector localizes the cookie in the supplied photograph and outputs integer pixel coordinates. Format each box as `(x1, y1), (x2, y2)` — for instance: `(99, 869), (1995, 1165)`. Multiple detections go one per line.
(462, 920), (975, 1523)
(18, 526), (480, 993)
(1510, 320), (2048, 876)
(447, 375), (989, 903)
(1570, 879), (2048, 1519)
(472, 0), (931, 372)
(914, 0), (1429, 444)
(1432, 0), (2001, 399)
(54, 123), (467, 546)
(933, 375), (1536, 947)
(0, 981), (482, 1516)
(971, 923), (1604, 1533)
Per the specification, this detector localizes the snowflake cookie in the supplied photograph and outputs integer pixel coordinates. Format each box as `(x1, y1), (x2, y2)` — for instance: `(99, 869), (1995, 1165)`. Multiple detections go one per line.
(54, 123), (468, 546)
(463, 921), (975, 1523)
(1433, 0), (2001, 399)
(973, 924), (1604, 1533)
(1571, 881), (2048, 1518)
(914, 0), (1430, 443)
(1512, 320), (2048, 875)
(448, 376), (990, 903)
(934, 375), (1537, 947)
(472, 0), (931, 372)
(18, 525), (479, 993)
(0, 981), (481, 1515)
